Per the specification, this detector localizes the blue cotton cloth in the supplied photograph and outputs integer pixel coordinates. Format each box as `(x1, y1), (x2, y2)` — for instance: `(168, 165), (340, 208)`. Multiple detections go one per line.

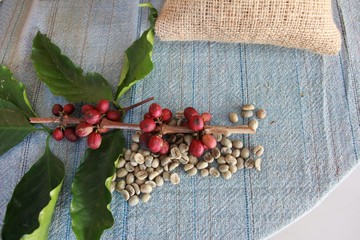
(0, 0), (359, 239)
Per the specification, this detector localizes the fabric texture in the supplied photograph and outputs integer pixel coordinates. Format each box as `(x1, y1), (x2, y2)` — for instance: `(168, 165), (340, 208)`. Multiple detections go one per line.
(155, 0), (342, 55)
(0, 0), (359, 239)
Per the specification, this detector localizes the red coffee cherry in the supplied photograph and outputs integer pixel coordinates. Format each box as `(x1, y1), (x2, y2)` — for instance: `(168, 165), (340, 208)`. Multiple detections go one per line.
(201, 134), (217, 149)
(52, 127), (64, 141)
(184, 107), (198, 120)
(52, 104), (63, 116)
(201, 112), (212, 123)
(189, 115), (204, 131)
(96, 99), (110, 114)
(148, 135), (163, 153)
(139, 132), (152, 149)
(143, 112), (153, 119)
(75, 122), (93, 137)
(87, 132), (102, 149)
(81, 104), (94, 114)
(140, 118), (156, 132)
(161, 108), (173, 123)
(64, 127), (79, 142)
(158, 140), (170, 155)
(106, 110), (122, 121)
(84, 109), (101, 125)
(189, 139), (205, 157)
(149, 103), (162, 118)
(63, 103), (75, 115)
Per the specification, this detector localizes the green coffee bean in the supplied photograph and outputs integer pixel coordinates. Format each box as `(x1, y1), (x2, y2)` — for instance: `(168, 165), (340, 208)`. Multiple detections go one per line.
(125, 185), (135, 196)
(169, 162), (180, 171)
(163, 172), (170, 181)
(120, 190), (130, 201)
(256, 109), (267, 119)
(184, 163), (194, 171)
(229, 165), (237, 174)
(170, 173), (180, 185)
(131, 131), (141, 143)
(253, 145), (264, 156)
(117, 158), (126, 168)
(236, 158), (245, 169)
(232, 149), (241, 158)
(255, 158), (262, 171)
(211, 147), (221, 159)
(148, 171), (160, 181)
(145, 181), (157, 188)
(213, 133), (223, 142)
(229, 112), (239, 123)
(152, 158), (160, 168)
(142, 193), (151, 203)
(186, 167), (198, 176)
(245, 159), (255, 169)
(200, 169), (209, 177)
(241, 110), (253, 118)
(225, 154), (237, 165)
(218, 164), (229, 173)
(117, 168), (128, 178)
(220, 137), (232, 148)
(145, 155), (153, 168)
(196, 161), (208, 170)
(131, 183), (141, 195)
(242, 104), (255, 111)
(155, 176), (164, 187)
(140, 184), (153, 194)
(126, 173), (135, 185)
(161, 156), (172, 166)
(131, 143), (139, 152)
(221, 147), (232, 155)
(124, 149), (132, 160)
(217, 156), (226, 165)
(221, 170), (232, 179)
(249, 119), (258, 131)
(232, 140), (243, 149)
(135, 170), (148, 180)
(129, 195), (139, 206)
(209, 167), (220, 177)
(240, 147), (250, 159)
(179, 143), (188, 153)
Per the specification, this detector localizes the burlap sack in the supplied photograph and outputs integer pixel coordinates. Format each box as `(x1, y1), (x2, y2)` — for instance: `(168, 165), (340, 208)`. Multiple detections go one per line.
(155, 0), (342, 55)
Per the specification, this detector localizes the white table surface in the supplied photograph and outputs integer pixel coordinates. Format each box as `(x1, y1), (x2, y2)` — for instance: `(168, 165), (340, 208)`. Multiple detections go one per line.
(270, 164), (360, 240)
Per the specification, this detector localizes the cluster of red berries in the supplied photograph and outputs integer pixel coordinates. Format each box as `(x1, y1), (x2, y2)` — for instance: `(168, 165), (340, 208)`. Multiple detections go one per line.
(139, 103), (173, 154)
(52, 103), (78, 143)
(182, 107), (216, 157)
(139, 104), (216, 158)
(52, 100), (122, 149)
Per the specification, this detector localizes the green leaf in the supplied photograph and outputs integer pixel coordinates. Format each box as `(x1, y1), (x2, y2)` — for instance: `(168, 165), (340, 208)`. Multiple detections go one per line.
(0, 99), (37, 155)
(1, 140), (65, 240)
(31, 32), (113, 103)
(0, 66), (35, 118)
(71, 130), (125, 240)
(115, 4), (158, 99)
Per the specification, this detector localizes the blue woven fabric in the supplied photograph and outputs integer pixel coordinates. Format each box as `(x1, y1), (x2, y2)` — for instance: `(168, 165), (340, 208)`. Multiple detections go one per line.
(0, 0), (359, 239)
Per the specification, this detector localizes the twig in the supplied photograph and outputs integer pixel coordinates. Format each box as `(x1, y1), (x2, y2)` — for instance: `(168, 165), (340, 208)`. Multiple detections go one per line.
(30, 117), (255, 135)
(122, 97), (154, 111)
(100, 118), (141, 131)
(30, 116), (81, 125)
(159, 124), (255, 135)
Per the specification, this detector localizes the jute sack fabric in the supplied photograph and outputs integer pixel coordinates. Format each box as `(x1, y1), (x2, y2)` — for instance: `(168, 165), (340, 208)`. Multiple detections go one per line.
(155, 0), (342, 55)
